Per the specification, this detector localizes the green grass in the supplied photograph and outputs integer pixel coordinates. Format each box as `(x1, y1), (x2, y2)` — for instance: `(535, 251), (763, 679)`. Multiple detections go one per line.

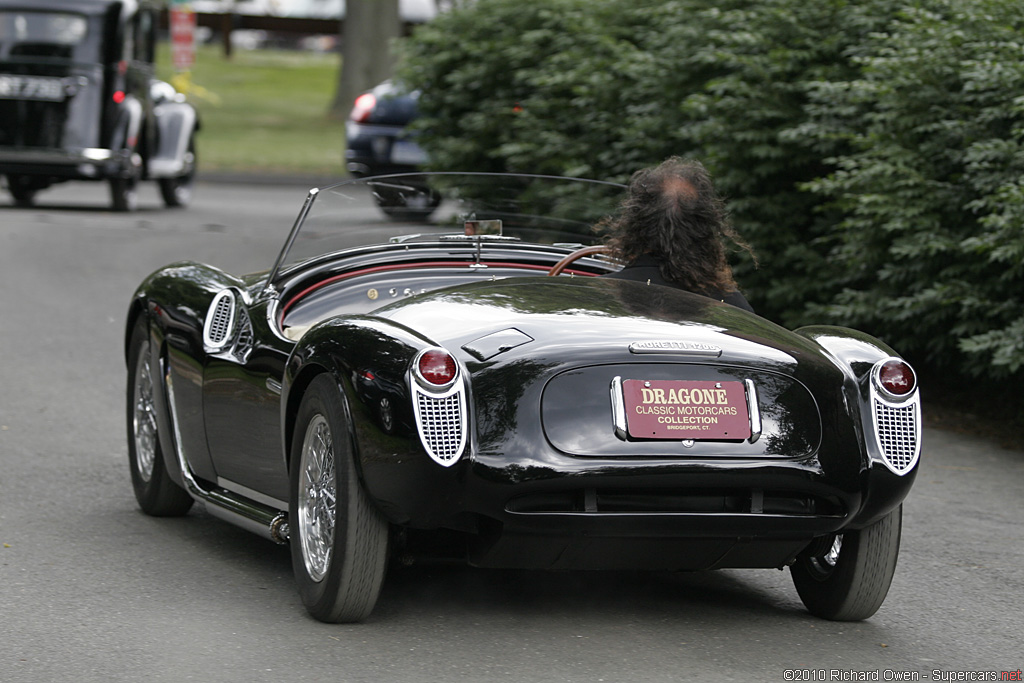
(156, 44), (346, 175)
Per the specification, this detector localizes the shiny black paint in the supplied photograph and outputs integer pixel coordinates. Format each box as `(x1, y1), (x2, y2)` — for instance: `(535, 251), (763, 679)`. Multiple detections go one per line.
(128, 240), (917, 571)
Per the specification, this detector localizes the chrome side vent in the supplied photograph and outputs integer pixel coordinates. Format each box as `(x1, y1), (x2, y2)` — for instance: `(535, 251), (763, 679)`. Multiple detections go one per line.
(203, 290), (236, 351)
(413, 389), (466, 466)
(871, 396), (921, 474)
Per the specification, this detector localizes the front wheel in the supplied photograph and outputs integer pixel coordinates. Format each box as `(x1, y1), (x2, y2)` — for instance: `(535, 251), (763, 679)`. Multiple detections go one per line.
(790, 505), (902, 621)
(126, 320), (194, 516)
(159, 135), (197, 208)
(110, 149), (141, 212)
(110, 175), (138, 212)
(289, 374), (389, 623)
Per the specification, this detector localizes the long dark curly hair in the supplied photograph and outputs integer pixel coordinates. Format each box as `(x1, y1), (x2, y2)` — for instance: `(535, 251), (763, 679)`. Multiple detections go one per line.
(600, 158), (755, 294)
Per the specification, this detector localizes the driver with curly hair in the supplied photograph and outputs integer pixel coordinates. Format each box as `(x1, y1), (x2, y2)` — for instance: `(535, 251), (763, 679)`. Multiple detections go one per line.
(601, 157), (756, 313)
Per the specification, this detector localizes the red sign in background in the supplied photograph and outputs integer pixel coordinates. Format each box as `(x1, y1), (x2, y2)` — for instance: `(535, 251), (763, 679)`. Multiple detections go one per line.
(170, 7), (196, 72)
(623, 379), (751, 440)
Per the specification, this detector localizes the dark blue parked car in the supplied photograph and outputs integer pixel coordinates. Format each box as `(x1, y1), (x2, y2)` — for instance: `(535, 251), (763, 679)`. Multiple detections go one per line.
(345, 80), (425, 178)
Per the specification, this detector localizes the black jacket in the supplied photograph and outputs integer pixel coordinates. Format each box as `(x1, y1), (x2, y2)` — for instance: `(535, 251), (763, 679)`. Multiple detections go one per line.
(604, 255), (755, 313)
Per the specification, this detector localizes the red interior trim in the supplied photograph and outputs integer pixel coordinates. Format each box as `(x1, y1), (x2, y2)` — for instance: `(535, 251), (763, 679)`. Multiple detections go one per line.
(280, 260), (598, 319)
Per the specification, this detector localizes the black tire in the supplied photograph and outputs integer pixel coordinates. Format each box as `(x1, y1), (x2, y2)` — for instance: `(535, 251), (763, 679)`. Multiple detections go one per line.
(791, 505), (902, 621)
(126, 320), (194, 516)
(158, 135), (197, 208)
(110, 175), (139, 212)
(289, 374), (389, 623)
(7, 174), (37, 207)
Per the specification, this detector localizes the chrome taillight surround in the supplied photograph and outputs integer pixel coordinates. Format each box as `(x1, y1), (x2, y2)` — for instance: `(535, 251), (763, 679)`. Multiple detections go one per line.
(868, 358), (921, 475)
(410, 348), (468, 467)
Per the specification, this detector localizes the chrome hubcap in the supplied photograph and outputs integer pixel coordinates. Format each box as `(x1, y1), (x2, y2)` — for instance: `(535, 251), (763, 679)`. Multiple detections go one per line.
(298, 414), (336, 582)
(132, 346), (157, 482)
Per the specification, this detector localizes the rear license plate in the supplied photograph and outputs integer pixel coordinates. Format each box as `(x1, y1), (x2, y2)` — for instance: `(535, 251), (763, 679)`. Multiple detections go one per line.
(0, 74), (66, 102)
(622, 379), (751, 440)
(391, 140), (427, 165)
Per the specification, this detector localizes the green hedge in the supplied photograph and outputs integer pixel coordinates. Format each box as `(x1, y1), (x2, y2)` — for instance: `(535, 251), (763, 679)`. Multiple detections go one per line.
(400, 0), (1024, 383)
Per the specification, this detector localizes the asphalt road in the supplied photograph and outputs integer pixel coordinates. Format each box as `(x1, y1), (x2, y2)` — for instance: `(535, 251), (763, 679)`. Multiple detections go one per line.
(1, 179), (1022, 683)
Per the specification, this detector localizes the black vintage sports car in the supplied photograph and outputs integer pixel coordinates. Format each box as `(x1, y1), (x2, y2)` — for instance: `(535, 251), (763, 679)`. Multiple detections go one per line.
(126, 173), (921, 623)
(0, 0), (198, 210)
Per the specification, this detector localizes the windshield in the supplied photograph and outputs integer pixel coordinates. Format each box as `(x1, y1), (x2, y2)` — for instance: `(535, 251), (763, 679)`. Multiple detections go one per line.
(268, 172), (627, 284)
(0, 11), (89, 60)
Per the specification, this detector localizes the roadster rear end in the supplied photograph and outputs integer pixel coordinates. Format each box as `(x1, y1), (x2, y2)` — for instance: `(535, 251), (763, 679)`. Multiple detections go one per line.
(126, 172), (920, 624)
(290, 277), (918, 578)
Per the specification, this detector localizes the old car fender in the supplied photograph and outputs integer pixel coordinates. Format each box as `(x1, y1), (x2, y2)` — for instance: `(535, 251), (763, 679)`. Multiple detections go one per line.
(283, 316), (465, 525)
(110, 95), (144, 154)
(149, 99), (199, 178)
(795, 325), (921, 528)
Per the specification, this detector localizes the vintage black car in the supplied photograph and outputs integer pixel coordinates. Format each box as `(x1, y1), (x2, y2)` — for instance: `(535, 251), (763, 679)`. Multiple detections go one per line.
(126, 173), (921, 623)
(0, 0), (198, 210)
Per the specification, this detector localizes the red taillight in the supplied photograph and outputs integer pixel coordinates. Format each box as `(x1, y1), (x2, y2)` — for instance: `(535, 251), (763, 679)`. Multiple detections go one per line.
(350, 93), (376, 123)
(877, 359), (916, 397)
(417, 349), (457, 387)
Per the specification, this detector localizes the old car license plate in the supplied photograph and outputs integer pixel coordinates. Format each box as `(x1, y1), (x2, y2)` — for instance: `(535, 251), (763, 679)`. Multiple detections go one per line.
(0, 74), (66, 102)
(623, 379), (751, 440)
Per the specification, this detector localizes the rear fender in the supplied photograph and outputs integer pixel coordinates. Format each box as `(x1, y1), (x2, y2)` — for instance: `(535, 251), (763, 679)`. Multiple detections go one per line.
(282, 316), (436, 517)
(149, 100), (198, 178)
(110, 95), (143, 154)
(795, 325), (920, 527)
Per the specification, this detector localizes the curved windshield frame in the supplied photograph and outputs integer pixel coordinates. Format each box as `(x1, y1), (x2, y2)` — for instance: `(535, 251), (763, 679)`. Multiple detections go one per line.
(265, 172), (627, 287)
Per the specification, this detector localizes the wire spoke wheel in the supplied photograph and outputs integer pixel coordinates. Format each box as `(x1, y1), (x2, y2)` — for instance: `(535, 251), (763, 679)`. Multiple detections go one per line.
(791, 506), (902, 621)
(298, 414), (337, 582)
(125, 320), (193, 516)
(289, 374), (389, 623)
(132, 348), (158, 483)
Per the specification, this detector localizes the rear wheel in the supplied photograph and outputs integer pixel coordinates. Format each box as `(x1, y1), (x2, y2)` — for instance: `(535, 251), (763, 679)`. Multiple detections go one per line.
(126, 320), (194, 516)
(7, 175), (37, 207)
(159, 135), (197, 208)
(791, 505), (902, 620)
(289, 374), (389, 623)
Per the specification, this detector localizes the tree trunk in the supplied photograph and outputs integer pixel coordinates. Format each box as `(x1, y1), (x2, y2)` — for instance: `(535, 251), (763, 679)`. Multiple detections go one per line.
(330, 0), (401, 119)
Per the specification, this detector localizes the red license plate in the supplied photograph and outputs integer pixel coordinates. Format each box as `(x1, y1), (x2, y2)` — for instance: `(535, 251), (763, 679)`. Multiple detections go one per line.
(623, 379), (751, 440)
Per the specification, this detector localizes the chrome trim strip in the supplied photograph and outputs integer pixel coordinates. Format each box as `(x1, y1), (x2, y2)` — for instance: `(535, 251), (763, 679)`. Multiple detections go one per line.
(610, 376), (627, 439)
(266, 377), (283, 395)
(628, 340), (722, 357)
(744, 378), (761, 444)
(218, 478), (288, 511)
